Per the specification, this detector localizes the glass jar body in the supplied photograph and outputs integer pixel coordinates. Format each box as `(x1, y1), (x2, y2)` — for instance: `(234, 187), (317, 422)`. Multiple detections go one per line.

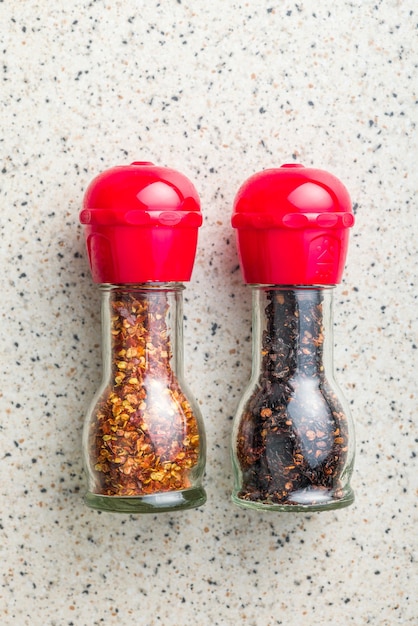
(83, 283), (206, 513)
(231, 286), (355, 512)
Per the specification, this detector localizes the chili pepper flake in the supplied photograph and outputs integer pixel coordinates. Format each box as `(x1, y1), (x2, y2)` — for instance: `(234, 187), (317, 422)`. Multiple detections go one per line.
(88, 290), (200, 497)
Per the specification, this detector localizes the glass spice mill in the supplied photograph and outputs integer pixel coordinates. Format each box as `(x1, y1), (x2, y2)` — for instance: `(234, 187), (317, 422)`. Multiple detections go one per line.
(80, 162), (206, 513)
(231, 164), (356, 512)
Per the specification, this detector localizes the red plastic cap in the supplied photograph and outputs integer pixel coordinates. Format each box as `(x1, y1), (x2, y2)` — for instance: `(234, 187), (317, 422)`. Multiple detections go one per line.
(80, 162), (202, 283)
(231, 164), (354, 285)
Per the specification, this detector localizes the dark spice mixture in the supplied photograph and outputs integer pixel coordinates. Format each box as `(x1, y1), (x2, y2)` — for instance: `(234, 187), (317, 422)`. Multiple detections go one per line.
(236, 289), (349, 505)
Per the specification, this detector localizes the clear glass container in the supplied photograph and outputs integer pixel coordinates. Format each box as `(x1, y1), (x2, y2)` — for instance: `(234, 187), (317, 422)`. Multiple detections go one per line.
(83, 283), (206, 513)
(231, 286), (355, 512)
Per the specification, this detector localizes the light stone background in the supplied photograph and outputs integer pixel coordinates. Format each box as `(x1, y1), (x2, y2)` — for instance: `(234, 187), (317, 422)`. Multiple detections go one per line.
(1, 1), (417, 625)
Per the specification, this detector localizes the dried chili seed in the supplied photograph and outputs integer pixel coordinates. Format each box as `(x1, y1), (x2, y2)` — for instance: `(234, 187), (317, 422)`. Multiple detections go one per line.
(89, 290), (200, 497)
(235, 289), (349, 506)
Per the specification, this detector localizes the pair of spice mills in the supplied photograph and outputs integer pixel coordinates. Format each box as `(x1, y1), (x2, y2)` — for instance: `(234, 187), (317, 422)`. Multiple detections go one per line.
(79, 162), (355, 514)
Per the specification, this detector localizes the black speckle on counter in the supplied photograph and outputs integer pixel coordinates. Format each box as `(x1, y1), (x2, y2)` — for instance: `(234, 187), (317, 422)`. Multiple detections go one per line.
(210, 322), (219, 336)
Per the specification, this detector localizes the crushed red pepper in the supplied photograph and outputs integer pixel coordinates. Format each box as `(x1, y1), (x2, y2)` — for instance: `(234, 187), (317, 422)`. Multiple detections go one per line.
(89, 289), (200, 497)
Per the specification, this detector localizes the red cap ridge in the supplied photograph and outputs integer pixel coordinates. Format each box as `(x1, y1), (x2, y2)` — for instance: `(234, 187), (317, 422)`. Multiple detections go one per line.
(231, 164), (354, 285)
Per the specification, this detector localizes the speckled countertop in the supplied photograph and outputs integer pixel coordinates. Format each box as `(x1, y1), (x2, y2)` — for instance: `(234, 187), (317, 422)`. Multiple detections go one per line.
(0, 1), (417, 625)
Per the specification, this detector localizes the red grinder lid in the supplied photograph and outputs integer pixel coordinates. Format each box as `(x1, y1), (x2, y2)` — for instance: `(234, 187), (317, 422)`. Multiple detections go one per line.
(80, 162), (202, 283)
(231, 164), (354, 285)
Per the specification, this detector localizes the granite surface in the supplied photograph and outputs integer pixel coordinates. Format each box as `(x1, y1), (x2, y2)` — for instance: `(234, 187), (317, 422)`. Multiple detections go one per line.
(0, 1), (417, 624)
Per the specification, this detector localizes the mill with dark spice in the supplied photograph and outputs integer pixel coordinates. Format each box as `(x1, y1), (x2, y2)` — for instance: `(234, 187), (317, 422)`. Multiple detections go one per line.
(231, 164), (356, 511)
(80, 162), (206, 513)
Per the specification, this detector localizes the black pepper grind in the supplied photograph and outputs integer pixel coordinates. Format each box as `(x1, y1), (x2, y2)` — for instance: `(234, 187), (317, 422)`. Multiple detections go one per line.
(230, 164), (355, 511)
